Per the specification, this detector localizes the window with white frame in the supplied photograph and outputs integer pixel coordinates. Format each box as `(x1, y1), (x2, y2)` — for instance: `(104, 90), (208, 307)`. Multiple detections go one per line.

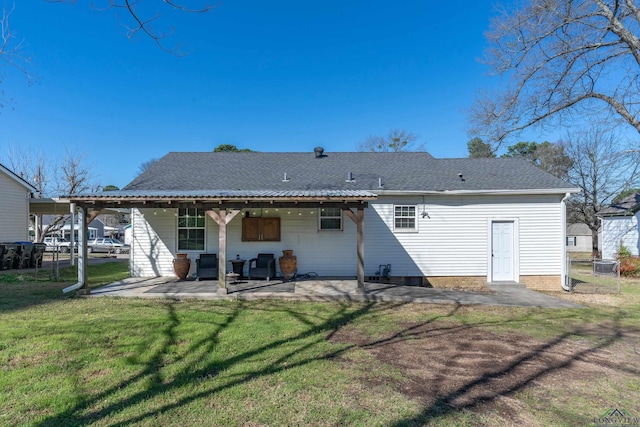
(319, 207), (342, 231)
(566, 236), (577, 246)
(394, 205), (417, 231)
(178, 208), (205, 250)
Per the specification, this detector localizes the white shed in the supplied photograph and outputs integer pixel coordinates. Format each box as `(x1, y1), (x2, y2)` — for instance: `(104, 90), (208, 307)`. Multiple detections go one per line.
(599, 193), (640, 259)
(0, 164), (36, 242)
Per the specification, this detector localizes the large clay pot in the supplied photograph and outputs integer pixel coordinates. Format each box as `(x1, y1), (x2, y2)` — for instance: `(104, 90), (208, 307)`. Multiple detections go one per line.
(279, 250), (297, 280)
(173, 254), (191, 280)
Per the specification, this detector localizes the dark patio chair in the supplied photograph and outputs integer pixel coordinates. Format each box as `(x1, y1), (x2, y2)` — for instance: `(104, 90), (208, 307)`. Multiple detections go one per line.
(196, 253), (218, 280)
(248, 253), (276, 281)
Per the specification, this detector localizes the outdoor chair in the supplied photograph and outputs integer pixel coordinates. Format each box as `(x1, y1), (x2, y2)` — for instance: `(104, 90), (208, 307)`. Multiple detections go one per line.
(248, 253), (276, 281)
(196, 253), (218, 280)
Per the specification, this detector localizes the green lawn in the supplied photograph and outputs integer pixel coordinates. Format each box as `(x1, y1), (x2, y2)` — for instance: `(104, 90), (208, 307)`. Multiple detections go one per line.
(1, 261), (639, 426)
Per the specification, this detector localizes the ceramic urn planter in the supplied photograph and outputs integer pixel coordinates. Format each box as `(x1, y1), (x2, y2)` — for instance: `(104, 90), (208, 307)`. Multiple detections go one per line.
(173, 253), (191, 280)
(279, 250), (297, 280)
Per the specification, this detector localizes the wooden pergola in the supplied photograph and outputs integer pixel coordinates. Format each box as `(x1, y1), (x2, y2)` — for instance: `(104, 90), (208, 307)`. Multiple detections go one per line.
(65, 191), (376, 295)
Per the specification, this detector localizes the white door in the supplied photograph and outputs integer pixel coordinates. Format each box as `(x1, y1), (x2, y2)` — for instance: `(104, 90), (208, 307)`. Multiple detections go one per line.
(492, 221), (514, 282)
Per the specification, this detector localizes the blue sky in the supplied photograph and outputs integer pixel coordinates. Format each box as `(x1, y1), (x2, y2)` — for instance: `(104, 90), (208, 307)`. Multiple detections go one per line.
(2, 0), (507, 190)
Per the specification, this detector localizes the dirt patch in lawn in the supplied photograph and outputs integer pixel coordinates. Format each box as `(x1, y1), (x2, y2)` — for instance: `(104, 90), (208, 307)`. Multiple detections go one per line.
(329, 321), (640, 425)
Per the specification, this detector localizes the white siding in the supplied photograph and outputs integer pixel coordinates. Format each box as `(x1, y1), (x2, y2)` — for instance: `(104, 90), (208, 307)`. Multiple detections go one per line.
(131, 208), (176, 277)
(131, 208), (357, 278)
(130, 194), (566, 279)
(0, 172), (30, 242)
(566, 235), (592, 253)
(366, 194), (564, 278)
(601, 215), (640, 259)
(225, 210), (356, 277)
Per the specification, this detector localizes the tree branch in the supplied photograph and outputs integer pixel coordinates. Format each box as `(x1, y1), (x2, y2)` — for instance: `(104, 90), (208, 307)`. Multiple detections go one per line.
(43, 0), (219, 55)
(470, 0), (640, 148)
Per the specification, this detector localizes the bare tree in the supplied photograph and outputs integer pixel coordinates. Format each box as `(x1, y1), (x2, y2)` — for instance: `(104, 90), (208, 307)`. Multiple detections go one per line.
(1, 1), (217, 108)
(564, 127), (640, 254)
(0, 3), (35, 109)
(4, 145), (50, 195)
(76, 0), (218, 55)
(469, 0), (640, 149)
(1, 145), (97, 241)
(138, 157), (159, 175)
(357, 129), (426, 152)
(57, 149), (96, 196)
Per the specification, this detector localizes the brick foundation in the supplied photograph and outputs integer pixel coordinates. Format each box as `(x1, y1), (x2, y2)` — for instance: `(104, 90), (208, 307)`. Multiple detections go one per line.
(424, 276), (488, 290)
(519, 275), (562, 291)
(382, 275), (563, 292)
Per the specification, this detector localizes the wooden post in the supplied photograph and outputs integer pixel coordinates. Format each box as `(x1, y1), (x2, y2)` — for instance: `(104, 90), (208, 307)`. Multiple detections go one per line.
(206, 209), (241, 294)
(356, 207), (364, 289)
(343, 207), (365, 290)
(218, 209), (227, 293)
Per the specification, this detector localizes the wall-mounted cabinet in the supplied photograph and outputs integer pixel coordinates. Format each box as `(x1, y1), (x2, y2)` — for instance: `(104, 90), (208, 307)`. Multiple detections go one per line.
(242, 217), (281, 241)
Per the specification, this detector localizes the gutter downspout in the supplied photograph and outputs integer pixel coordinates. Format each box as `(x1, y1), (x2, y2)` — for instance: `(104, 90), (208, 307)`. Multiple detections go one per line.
(63, 205), (85, 294)
(561, 192), (572, 291)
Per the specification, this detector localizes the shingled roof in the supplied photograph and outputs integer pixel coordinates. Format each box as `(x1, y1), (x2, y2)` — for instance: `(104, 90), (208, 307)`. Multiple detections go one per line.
(599, 193), (640, 216)
(1, 162), (37, 193)
(115, 151), (575, 196)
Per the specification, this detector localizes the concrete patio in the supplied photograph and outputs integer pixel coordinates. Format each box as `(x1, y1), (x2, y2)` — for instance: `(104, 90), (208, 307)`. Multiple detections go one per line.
(88, 277), (582, 308)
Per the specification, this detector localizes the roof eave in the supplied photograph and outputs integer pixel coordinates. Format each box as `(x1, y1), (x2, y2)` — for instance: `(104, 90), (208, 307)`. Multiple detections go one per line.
(598, 208), (640, 217)
(374, 188), (580, 196)
(1, 163), (37, 193)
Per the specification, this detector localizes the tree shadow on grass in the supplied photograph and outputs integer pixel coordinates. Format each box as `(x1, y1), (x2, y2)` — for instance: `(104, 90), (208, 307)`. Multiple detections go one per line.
(0, 260), (129, 314)
(0, 281), (72, 314)
(35, 300), (405, 426)
(32, 300), (633, 426)
(368, 312), (631, 426)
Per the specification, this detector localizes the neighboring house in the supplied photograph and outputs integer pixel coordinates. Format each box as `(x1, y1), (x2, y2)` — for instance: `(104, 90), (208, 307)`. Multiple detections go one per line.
(599, 193), (640, 259)
(0, 163), (36, 242)
(566, 223), (593, 253)
(68, 150), (579, 291)
(40, 215), (99, 240)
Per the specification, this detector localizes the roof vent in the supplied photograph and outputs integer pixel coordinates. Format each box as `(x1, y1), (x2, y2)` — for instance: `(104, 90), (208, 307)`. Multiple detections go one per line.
(314, 147), (325, 158)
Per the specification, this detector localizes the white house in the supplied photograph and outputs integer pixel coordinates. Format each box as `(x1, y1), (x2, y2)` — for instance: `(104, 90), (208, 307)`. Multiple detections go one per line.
(68, 150), (579, 292)
(566, 223), (593, 254)
(599, 193), (640, 259)
(0, 163), (36, 242)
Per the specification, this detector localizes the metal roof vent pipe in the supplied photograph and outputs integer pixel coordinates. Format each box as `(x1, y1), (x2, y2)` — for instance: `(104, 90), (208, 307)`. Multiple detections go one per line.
(314, 147), (325, 158)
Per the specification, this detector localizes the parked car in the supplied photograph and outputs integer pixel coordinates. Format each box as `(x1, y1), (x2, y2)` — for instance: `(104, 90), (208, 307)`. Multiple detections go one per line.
(87, 238), (130, 254)
(43, 237), (73, 253)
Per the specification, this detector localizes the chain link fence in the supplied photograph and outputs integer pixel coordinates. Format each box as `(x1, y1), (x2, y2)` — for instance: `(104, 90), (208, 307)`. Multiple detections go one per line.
(566, 254), (620, 293)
